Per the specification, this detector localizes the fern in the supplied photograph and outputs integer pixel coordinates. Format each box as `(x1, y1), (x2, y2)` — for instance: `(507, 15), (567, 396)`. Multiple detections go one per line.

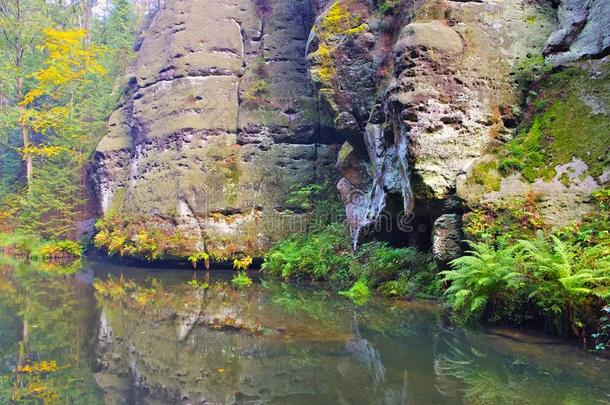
(441, 241), (519, 323)
(518, 231), (610, 334)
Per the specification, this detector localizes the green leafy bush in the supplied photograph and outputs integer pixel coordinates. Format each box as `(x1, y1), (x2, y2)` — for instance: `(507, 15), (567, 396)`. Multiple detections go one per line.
(442, 225), (610, 338)
(262, 223), (439, 299)
(188, 252), (210, 269)
(338, 279), (370, 305)
(231, 272), (253, 289)
(518, 232), (610, 334)
(261, 223), (355, 281)
(0, 232), (43, 256)
(441, 240), (520, 324)
(32, 240), (82, 260)
(379, 276), (410, 298)
(0, 232), (81, 261)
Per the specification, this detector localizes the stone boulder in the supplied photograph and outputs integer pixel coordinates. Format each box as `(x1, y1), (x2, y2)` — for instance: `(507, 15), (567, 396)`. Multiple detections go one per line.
(432, 214), (464, 265)
(544, 0), (610, 64)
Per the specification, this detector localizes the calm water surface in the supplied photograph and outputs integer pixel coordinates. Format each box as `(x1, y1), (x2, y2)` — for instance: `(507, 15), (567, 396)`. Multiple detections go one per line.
(1, 257), (609, 404)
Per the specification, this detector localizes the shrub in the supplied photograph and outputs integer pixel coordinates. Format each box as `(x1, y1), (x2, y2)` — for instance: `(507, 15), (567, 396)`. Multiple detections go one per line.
(32, 240), (82, 260)
(338, 279), (370, 305)
(261, 223), (355, 280)
(379, 275), (409, 298)
(94, 214), (197, 260)
(0, 232), (81, 262)
(0, 232), (43, 256)
(518, 232), (610, 335)
(441, 240), (520, 324)
(442, 222), (610, 340)
(233, 256), (253, 271)
(358, 243), (432, 285)
(262, 223), (440, 299)
(232, 272), (253, 289)
(188, 252), (210, 270)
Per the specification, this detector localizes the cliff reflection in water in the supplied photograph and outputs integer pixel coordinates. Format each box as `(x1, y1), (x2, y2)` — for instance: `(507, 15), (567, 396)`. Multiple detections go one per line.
(92, 271), (435, 404)
(1, 258), (610, 404)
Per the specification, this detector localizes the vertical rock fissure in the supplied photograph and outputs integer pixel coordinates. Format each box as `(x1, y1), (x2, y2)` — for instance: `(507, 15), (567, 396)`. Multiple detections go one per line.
(232, 17), (246, 131)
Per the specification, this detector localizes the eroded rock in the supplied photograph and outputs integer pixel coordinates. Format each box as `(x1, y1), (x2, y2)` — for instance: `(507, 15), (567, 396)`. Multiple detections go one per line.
(92, 0), (341, 257)
(432, 214), (463, 265)
(545, 0), (610, 64)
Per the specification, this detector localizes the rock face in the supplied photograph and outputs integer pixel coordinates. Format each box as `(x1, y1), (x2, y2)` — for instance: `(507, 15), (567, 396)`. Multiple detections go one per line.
(92, 0), (610, 262)
(544, 0), (610, 64)
(432, 214), (463, 265)
(92, 0), (341, 257)
(304, 0), (608, 262)
(305, 0), (558, 253)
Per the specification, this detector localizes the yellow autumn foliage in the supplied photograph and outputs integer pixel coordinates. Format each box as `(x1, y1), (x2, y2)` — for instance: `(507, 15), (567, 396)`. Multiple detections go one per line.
(20, 145), (65, 158)
(18, 360), (59, 374)
(20, 28), (107, 107)
(233, 255), (253, 271)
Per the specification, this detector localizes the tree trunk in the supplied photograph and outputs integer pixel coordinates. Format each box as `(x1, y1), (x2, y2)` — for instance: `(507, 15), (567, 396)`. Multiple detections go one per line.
(21, 125), (32, 188)
(16, 77), (32, 189)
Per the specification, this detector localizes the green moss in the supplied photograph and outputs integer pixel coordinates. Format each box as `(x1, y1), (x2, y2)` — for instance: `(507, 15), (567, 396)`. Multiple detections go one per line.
(377, 0), (401, 15)
(414, 0), (449, 21)
(338, 142), (353, 162)
(309, 1), (368, 90)
(244, 79), (270, 100)
(468, 160), (502, 192)
(107, 188), (127, 215)
(344, 23), (368, 36)
(498, 157), (523, 175)
(504, 65), (610, 182)
(318, 1), (362, 41)
(463, 194), (547, 243)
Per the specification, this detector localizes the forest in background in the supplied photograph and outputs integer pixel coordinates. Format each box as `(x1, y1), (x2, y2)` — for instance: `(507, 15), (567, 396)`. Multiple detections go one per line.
(0, 0), (141, 242)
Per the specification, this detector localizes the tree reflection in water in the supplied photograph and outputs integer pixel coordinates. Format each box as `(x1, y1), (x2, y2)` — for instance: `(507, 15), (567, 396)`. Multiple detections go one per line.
(1, 259), (609, 404)
(0, 256), (101, 403)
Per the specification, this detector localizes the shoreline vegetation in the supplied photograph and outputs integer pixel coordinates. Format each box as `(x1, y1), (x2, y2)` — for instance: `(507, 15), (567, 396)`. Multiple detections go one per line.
(2, 187), (608, 351)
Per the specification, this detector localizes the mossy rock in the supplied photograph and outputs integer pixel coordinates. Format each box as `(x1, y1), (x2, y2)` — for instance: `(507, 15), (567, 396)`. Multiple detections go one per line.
(503, 61), (610, 183)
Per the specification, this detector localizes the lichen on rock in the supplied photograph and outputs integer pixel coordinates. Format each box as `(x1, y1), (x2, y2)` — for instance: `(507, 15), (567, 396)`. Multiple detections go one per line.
(92, 0), (341, 259)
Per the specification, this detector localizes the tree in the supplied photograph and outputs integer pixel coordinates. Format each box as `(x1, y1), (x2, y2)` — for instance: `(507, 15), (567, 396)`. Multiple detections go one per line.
(19, 28), (106, 175)
(0, 0), (50, 188)
(0, 0), (135, 239)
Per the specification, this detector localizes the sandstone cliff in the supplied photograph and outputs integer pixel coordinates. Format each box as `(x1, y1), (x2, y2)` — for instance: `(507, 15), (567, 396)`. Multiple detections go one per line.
(92, 0), (610, 261)
(92, 0), (341, 258)
(305, 0), (609, 261)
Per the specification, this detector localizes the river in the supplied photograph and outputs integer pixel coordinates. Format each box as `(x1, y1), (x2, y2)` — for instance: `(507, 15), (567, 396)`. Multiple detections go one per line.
(0, 257), (609, 404)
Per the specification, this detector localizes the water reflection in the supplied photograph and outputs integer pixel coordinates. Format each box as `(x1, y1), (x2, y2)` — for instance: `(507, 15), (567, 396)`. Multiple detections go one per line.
(0, 256), (102, 403)
(0, 258), (609, 404)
